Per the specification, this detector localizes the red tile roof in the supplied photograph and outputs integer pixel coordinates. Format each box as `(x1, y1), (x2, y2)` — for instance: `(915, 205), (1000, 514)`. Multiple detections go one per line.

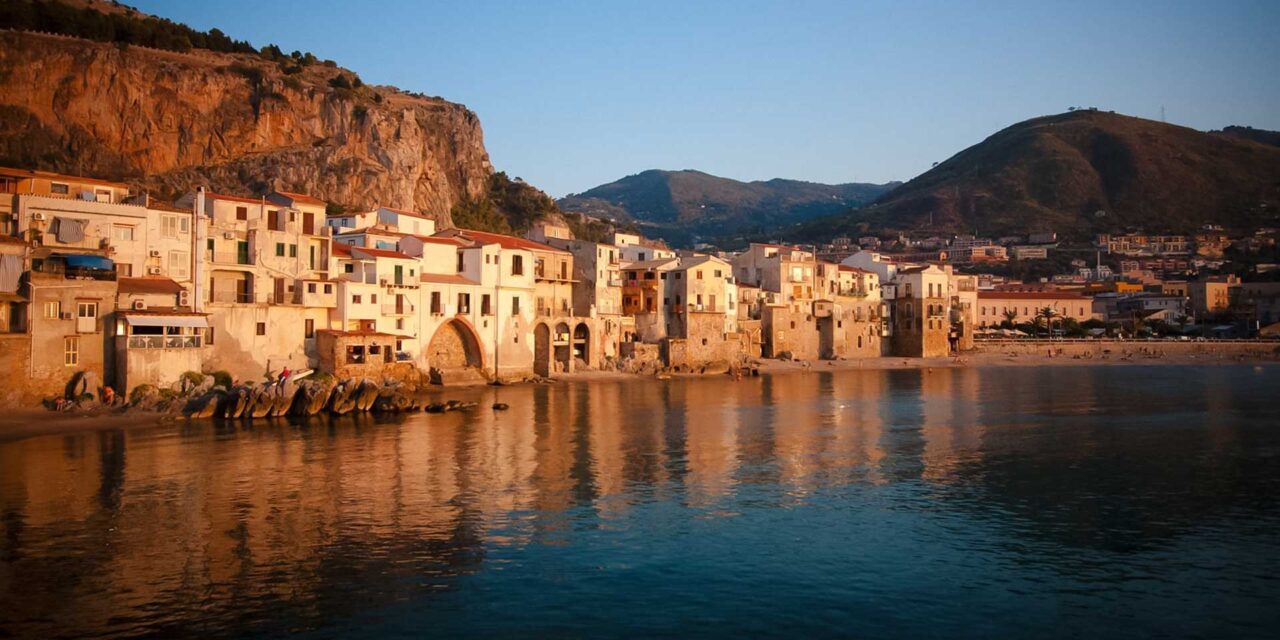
(332, 242), (353, 257)
(978, 291), (1089, 300)
(443, 229), (570, 254)
(0, 165), (129, 189)
(273, 190), (327, 206)
(419, 273), (479, 285)
(838, 264), (870, 273)
(117, 277), (184, 295)
(352, 246), (415, 260)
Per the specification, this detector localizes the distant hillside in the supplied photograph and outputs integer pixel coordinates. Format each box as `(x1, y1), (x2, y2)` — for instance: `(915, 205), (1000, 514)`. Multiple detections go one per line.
(785, 111), (1280, 242)
(1216, 125), (1280, 148)
(559, 169), (896, 246)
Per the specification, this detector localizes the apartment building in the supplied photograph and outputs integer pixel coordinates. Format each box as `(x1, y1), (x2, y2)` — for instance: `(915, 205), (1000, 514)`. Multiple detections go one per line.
(976, 291), (1095, 326)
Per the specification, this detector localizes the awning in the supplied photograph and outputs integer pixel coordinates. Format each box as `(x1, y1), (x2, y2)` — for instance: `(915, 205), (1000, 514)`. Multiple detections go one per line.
(123, 314), (210, 328)
(59, 254), (115, 270)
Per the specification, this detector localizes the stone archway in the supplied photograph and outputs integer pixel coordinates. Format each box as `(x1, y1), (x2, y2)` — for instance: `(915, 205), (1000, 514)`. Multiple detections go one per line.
(554, 322), (572, 373)
(573, 322), (590, 366)
(534, 323), (552, 377)
(427, 319), (484, 375)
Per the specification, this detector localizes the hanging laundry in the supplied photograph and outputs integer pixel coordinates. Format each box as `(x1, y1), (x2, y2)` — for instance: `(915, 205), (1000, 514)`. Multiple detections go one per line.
(53, 217), (86, 243)
(0, 254), (21, 293)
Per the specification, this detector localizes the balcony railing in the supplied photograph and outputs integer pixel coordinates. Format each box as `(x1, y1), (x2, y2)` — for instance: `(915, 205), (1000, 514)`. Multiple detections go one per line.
(127, 335), (204, 349)
(210, 291), (276, 304)
(210, 251), (254, 266)
(382, 303), (415, 316)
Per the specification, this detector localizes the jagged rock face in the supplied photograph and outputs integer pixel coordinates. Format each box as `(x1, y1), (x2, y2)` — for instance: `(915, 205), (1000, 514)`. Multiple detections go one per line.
(0, 31), (492, 223)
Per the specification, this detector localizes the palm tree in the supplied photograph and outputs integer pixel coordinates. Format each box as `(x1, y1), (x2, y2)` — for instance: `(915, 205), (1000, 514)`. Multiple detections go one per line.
(1037, 306), (1058, 338)
(1001, 308), (1018, 329)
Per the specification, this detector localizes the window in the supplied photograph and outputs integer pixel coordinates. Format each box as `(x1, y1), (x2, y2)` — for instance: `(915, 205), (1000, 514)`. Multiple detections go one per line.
(396, 318), (405, 330)
(456, 253), (465, 272)
(289, 244), (297, 258)
(697, 270), (703, 280)
(51, 182), (69, 195)
(370, 293), (378, 304)
(674, 272), (682, 280)
(458, 293), (471, 314)
(115, 263), (133, 277)
(160, 215), (188, 238)
(236, 206), (248, 221)
(112, 225), (135, 242)
(714, 270), (722, 278)
(305, 319), (315, 338)
(512, 255), (524, 276)
(268, 209), (283, 231)
(353, 295), (362, 304)
(169, 251), (189, 279)
(256, 322), (266, 336)
(308, 283), (317, 294)
(44, 301), (61, 319)
(324, 284), (333, 294)
(481, 294), (492, 316)
(77, 302), (97, 319)
(512, 296), (521, 316)
(344, 263), (354, 274)
(276, 243), (286, 257)
(560, 261), (567, 280)
(431, 292), (442, 314)
(63, 336), (79, 366)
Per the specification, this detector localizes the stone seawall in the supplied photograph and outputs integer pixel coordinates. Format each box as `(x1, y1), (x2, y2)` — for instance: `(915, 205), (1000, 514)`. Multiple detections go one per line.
(971, 340), (1280, 360)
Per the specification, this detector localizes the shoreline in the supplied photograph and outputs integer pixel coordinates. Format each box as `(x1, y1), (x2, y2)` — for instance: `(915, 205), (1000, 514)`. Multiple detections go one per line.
(2, 351), (1274, 443)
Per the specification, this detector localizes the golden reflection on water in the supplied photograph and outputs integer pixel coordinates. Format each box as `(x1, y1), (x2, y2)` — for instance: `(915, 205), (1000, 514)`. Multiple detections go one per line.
(0, 366), (1272, 636)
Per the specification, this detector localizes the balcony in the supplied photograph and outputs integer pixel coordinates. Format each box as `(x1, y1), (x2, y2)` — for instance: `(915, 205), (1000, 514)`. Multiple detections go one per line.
(382, 303), (416, 316)
(210, 251), (254, 266)
(210, 291), (278, 304)
(127, 335), (204, 349)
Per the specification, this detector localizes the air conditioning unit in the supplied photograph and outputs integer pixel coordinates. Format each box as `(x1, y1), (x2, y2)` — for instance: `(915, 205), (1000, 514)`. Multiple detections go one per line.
(148, 250), (161, 258)
(178, 291), (190, 306)
(147, 266), (163, 275)
(32, 212), (47, 221)
(133, 300), (147, 310)
(223, 232), (235, 240)
(60, 311), (72, 320)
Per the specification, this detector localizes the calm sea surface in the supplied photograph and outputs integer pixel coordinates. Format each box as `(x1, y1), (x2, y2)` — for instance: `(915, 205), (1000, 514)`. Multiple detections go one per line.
(1, 365), (1279, 639)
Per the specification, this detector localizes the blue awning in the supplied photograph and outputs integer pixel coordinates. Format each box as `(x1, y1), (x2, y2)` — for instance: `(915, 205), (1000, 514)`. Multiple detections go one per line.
(60, 254), (115, 270)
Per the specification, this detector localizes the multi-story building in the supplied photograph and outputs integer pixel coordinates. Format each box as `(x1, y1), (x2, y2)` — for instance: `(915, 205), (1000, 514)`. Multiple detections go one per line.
(1187, 275), (1240, 318)
(976, 291), (1095, 326)
(546, 237), (625, 360)
(731, 243), (817, 307)
(612, 231), (675, 262)
(1097, 234), (1190, 256)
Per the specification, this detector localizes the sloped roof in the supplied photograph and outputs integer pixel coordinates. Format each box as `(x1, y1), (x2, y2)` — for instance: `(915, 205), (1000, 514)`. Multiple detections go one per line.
(420, 273), (479, 285)
(206, 192), (265, 206)
(117, 277), (184, 295)
(272, 190), (327, 206)
(977, 291), (1089, 300)
(351, 246), (415, 260)
(441, 229), (570, 254)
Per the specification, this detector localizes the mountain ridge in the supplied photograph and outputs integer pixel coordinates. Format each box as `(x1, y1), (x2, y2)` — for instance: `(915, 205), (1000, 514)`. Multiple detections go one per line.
(782, 111), (1280, 242)
(559, 169), (897, 246)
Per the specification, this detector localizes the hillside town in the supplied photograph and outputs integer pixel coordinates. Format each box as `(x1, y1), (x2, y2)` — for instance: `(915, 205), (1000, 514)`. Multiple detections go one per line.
(1, 165), (1278, 405)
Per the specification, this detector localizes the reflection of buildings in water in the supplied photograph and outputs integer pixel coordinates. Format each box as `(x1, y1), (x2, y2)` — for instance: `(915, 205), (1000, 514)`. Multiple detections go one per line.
(920, 367), (982, 483)
(681, 378), (743, 507)
(0, 414), (509, 636)
(769, 372), (827, 495)
(826, 370), (889, 486)
(584, 381), (627, 515)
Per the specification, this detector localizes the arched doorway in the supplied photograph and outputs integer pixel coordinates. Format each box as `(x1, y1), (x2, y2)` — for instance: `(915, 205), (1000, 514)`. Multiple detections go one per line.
(573, 322), (590, 366)
(554, 322), (571, 373)
(534, 323), (551, 377)
(427, 319), (483, 373)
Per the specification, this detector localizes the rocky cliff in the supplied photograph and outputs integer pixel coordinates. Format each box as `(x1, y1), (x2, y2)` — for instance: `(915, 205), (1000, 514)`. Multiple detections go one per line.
(0, 30), (492, 222)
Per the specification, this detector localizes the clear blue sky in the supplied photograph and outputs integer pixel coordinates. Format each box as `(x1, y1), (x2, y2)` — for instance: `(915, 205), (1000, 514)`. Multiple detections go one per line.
(132, 0), (1280, 197)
